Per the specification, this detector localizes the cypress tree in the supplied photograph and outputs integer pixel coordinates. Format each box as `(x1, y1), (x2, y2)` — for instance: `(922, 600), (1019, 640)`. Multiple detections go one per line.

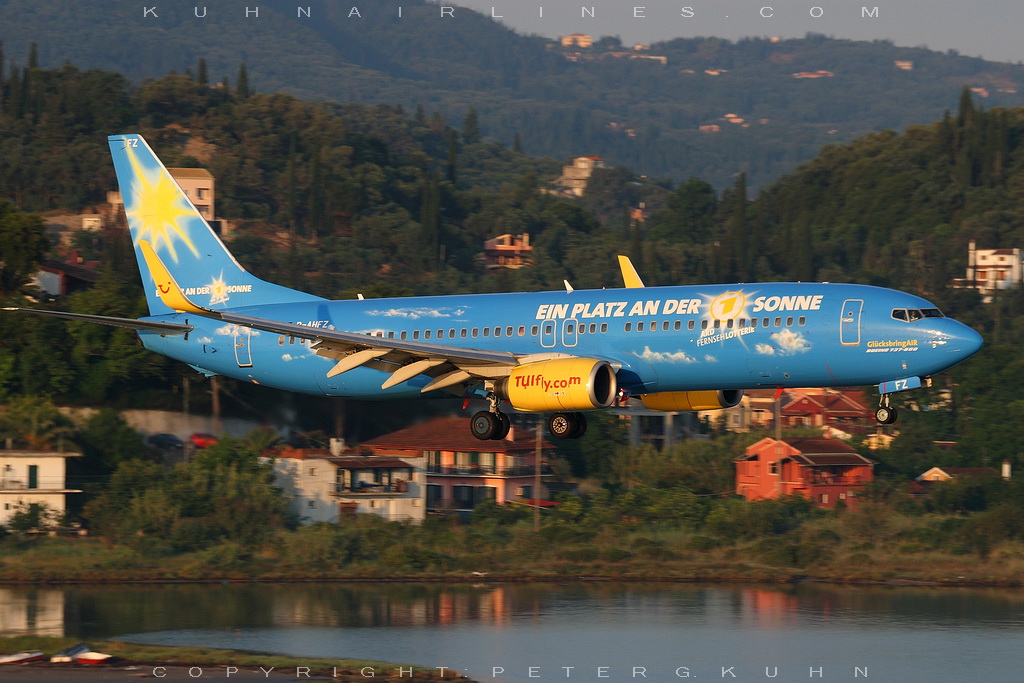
(236, 63), (249, 99)
(197, 57), (208, 85)
(27, 42), (37, 69)
(446, 128), (458, 183)
(462, 107), (480, 144)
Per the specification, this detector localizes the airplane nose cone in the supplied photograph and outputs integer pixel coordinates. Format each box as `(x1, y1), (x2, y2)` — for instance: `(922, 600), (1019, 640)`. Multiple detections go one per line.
(950, 323), (983, 359)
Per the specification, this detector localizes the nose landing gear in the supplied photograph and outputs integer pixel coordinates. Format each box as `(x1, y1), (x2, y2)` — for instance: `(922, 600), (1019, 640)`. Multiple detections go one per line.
(875, 395), (898, 424)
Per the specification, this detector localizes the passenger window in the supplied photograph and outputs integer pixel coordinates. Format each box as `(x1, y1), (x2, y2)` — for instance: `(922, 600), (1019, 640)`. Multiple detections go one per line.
(637, 322), (645, 331)
(424, 330), (431, 339)
(568, 324), (576, 334)
(714, 320), (722, 330)
(762, 317), (770, 327)
(388, 331), (395, 339)
(578, 325), (585, 336)
(727, 319), (734, 329)
(518, 326), (525, 336)
(738, 319), (746, 328)
(401, 331), (407, 340)
(774, 317), (782, 327)
(674, 320), (682, 331)
(590, 324), (597, 333)
(625, 322), (632, 332)
(449, 329), (456, 338)
(460, 329), (467, 338)
(531, 325), (538, 335)
(472, 328), (478, 338)
(701, 320), (709, 330)
(483, 328), (489, 337)
(413, 330), (420, 340)
(545, 324), (553, 334)
(751, 318), (758, 329)
(688, 320), (695, 331)
(798, 316), (806, 326)
(600, 323), (608, 333)
(786, 317), (794, 327)
(494, 327), (501, 337)
(506, 326), (514, 336)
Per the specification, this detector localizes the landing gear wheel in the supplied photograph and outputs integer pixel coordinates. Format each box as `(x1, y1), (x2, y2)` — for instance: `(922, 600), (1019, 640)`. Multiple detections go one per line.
(875, 406), (898, 424)
(549, 412), (587, 439)
(470, 411), (500, 440)
(548, 412), (577, 440)
(571, 412), (588, 438)
(493, 412), (511, 440)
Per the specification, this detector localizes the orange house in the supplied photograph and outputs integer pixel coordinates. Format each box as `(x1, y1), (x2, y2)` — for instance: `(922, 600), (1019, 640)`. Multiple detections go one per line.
(359, 417), (554, 514)
(735, 438), (875, 509)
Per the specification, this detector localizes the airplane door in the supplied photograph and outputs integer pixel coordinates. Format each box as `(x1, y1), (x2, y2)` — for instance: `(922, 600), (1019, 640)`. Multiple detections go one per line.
(234, 326), (253, 367)
(840, 299), (863, 346)
(541, 319), (557, 348)
(562, 319), (579, 348)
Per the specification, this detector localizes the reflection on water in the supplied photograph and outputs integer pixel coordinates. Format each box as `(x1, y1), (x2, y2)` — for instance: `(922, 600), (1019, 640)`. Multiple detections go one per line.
(0, 588), (65, 636)
(2, 582), (1024, 681)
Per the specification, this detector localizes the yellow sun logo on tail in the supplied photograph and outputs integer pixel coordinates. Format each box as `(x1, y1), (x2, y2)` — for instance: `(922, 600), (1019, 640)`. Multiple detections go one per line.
(124, 145), (199, 263)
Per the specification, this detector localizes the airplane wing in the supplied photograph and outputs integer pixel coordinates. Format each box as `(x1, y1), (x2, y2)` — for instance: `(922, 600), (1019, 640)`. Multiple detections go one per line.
(3, 307), (193, 334)
(139, 239), (521, 392)
(221, 309), (518, 392)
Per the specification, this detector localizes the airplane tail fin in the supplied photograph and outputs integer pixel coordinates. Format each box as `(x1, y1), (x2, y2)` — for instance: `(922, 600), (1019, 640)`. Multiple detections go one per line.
(108, 134), (323, 315)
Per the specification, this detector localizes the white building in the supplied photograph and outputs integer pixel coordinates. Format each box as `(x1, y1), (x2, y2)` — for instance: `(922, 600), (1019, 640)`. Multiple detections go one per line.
(272, 448), (426, 525)
(0, 450), (82, 527)
(953, 240), (1024, 302)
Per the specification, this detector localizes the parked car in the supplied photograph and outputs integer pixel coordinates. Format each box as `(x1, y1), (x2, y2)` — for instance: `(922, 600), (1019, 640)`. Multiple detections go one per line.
(147, 433), (183, 450)
(189, 432), (219, 448)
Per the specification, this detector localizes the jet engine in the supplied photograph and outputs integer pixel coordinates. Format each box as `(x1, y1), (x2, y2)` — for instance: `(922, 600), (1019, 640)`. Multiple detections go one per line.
(640, 389), (744, 412)
(497, 358), (617, 412)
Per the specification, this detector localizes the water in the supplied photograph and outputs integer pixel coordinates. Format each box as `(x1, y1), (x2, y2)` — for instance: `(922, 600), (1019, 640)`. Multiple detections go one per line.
(2, 582), (1023, 682)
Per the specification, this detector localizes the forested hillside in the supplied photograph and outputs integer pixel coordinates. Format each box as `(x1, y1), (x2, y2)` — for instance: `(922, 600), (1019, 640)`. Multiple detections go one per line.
(0, 55), (1022, 467)
(3, 0), (1024, 187)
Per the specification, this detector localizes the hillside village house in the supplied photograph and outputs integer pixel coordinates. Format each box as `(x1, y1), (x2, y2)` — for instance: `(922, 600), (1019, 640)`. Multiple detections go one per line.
(735, 437), (875, 509)
(952, 240), (1024, 302)
(359, 417), (555, 515)
(482, 233), (533, 270)
(272, 447), (426, 524)
(0, 449), (82, 526)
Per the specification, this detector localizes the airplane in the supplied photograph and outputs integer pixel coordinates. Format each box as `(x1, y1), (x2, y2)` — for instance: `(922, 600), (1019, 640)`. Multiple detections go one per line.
(6, 134), (983, 441)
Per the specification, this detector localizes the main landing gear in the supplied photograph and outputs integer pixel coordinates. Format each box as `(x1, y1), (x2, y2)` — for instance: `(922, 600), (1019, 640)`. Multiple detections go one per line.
(469, 396), (589, 441)
(470, 392), (512, 441)
(875, 395), (898, 424)
(548, 412), (588, 440)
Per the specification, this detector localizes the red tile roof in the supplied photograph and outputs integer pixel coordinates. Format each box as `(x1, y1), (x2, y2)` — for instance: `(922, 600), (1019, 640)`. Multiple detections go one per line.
(360, 417), (551, 453)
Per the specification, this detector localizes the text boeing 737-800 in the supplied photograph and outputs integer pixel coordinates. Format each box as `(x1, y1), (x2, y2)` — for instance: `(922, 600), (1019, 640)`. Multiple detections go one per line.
(6, 134), (983, 440)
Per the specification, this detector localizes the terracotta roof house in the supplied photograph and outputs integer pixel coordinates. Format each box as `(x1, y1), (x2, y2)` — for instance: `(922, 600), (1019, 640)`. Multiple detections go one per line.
(360, 417), (555, 514)
(735, 437), (875, 509)
(272, 447), (425, 524)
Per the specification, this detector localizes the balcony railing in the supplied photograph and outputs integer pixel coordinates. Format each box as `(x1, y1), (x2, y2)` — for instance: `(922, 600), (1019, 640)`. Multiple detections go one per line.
(332, 482), (409, 496)
(426, 465), (552, 477)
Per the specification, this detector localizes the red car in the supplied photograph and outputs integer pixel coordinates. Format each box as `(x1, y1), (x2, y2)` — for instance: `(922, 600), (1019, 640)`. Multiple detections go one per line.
(189, 433), (219, 448)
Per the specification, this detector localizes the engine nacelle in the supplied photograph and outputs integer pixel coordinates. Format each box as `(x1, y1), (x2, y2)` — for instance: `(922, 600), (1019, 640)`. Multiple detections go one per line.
(498, 358), (617, 412)
(640, 389), (744, 412)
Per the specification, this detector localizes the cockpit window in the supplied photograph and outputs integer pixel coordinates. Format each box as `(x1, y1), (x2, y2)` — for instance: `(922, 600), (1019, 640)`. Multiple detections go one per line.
(892, 308), (944, 323)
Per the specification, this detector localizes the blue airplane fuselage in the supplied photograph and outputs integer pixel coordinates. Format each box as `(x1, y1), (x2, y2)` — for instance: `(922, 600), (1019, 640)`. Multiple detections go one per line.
(140, 281), (981, 401)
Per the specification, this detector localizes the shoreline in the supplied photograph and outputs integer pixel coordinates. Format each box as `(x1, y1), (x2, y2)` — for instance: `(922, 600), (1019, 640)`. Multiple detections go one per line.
(0, 570), (1020, 589)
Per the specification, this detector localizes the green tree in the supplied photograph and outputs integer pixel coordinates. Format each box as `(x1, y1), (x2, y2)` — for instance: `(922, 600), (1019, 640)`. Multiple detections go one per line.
(0, 201), (48, 295)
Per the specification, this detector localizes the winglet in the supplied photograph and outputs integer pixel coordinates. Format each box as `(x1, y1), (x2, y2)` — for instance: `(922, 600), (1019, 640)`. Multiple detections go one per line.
(617, 255), (645, 288)
(139, 239), (214, 315)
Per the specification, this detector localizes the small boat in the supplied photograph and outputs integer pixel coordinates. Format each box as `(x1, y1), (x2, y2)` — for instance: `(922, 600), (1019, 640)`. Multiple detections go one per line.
(0, 651), (45, 665)
(50, 642), (89, 663)
(75, 651), (113, 666)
